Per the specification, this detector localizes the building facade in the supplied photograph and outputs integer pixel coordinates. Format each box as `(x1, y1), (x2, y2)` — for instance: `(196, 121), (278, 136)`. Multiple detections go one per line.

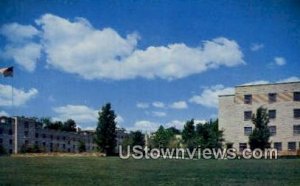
(219, 81), (300, 154)
(0, 116), (96, 154)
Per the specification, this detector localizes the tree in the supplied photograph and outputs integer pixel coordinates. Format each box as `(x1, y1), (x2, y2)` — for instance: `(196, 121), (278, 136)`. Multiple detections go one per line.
(182, 119), (196, 149)
(166, 127), (181, 135)
(249, 107), (271, 150)
(0, 145), (6, 155)
(122, 131), (145, 151)
(95, 103), (117, 155)
(152, 126), (174, 149)
(63, 119), (77, 132)
(78, 141), (86, 152)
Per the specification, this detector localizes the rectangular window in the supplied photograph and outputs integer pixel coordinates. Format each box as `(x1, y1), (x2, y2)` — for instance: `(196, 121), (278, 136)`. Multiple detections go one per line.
(8, 129), (12, 135)
(35, 133), (39, 138)
(57, 136), (60, 140)
(244, 95), (252, 104)
(294, 109), (300, 118)
(293, 125), (300, 135)
(35, 141), (38, 146)
(0, 128), (3, 134)
(274, 142), (282, 151)
(239, 143), (247, 152)
(50, 135), (53, 140)
(42, 134), (46, 138)
(268, 126), (276, 136)
(244, 111), (252, 120)
(24, 131), (29, 137)
(9, 139), (12, 145)
(294, 92), (300, 101)
(288, 142), (296, 151)
(42, 142), (46, 147)
(244, 127), (252, 136)
(24, 122), (29, 128)
(269, 110), (276, 119)
(0, 138), (2, 144)
(268, 93), (277, 103)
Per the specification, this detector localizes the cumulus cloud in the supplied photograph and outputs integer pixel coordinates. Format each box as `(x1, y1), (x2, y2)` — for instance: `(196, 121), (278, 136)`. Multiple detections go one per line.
(0, 110), (9, 116)
(53, 104), (124, 129)
(189, 85), (234, 108)
(136, 102), (149, 109)
(274, 57), (286, 66)
(152, 111), (167, 117)
(169, 101), (188, 109)
(250, 43), (264, 51)
(0, 84), (38, 106)
(1, 14), (245, 80)
(152, 101), (165, 108)
(0, 23), (42, 72)
(277, 76), (300, 83)
(128, 120), (160, 132)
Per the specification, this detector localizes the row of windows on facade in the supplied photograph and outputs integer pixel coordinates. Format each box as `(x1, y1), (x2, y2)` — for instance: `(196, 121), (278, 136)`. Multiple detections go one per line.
(239, 142), (300, 152)
(243, 109), (300, 120)
(243, 92), (300, 104)
(243, 125), (300, 136)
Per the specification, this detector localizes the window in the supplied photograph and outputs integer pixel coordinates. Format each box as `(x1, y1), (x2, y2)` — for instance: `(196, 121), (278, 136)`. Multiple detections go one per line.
(269, 110), (276, 119)
(63, 136), (66, 140)
(244, 127), (252, 136)
(42, 134), (46, 138)
(24, 131), (29, 137)
(268, 93), (277, 103)
(35, 141), (38, 146)
(0, 128), (3, 134)
(0, 138), (2, 144)
(268, 126), (276, 136)
(35, 133), (39, 138)
(274, 142), (282, 151)
(24, 122), (29, 128)
(239, 143), (247, 152)
(294, 109), (300, 118)
(244, 95), (252, 104)
(25, 140), (29, 145)
(244, 111), (252, 120)
(9, 139), (12, 145)
(294, 92), (300, 101)
(288, 142), (296, 151)
(8, 129), (12, 135)
(50, 135), (53, 140)
(293, 125), (300, 135)
(57, 136), (60, 140)
(63, 144), (66, 149)
(42, 142), (46, 147)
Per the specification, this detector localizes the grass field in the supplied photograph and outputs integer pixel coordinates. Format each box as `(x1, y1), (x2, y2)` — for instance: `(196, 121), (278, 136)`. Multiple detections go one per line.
(0, 157), (299, 185)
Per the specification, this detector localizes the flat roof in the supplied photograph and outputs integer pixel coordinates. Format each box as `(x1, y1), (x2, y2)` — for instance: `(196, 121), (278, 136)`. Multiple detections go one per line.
(218, 94), (234, 97)
(236, 81), (300, 88)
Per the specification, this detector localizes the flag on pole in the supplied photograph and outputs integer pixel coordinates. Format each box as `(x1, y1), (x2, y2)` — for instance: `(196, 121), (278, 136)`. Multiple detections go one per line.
(0, 66), (13, 77)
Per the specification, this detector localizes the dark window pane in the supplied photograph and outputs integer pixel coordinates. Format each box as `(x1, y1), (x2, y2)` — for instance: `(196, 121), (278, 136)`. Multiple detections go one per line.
(274, 142), (282, 151)
(268, 93), (277, 103)
(294, 109), (300, 118)
(269, 110), (276, 119)
(293, 125), (300, 135)
(244, 95), (252, 104)
(288, 142), (296, 151)
(239, 143), (247, 152)
(244, 127), (252, 136)
(268, 126), (276, 136)
(294, 92), (300, 101)
(244, 111), (252, 120)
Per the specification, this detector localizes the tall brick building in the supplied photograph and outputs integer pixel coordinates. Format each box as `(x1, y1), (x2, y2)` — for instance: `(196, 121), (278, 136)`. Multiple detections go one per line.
(218, 81), (300, 154)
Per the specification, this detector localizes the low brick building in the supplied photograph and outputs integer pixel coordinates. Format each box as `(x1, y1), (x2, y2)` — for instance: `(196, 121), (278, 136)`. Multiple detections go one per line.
(219, 81), (300, 155)
(0, 116), (96, 154)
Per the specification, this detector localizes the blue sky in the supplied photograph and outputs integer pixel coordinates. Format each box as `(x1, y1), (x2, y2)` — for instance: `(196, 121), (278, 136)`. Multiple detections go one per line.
(0, 0), (299, 131)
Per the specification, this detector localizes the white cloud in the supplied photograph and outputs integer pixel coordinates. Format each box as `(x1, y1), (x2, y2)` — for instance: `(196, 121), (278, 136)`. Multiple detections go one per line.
(277, 76), (300, 83)
(274, 57), (286, 66)
(0, 14), (244, 80)
(0, 23), (42, 72)
(53, 105), (98, 127)
(116, 115), (124, 124)
(0, 84), (38, 106)
(250, 43), (264, 51)
(241, 80), (270, 86)
(136, 102), (149, 109)
(152, 111), (167, 117)
(152, 101), (165, 108)
(0, 110), (9, 116)
(165, 120), (185, 130)
(169, 101), (188, 109)
(189, 85), (234, 108)
(0, 23), (40, 42)
(128, 120), (160, 132)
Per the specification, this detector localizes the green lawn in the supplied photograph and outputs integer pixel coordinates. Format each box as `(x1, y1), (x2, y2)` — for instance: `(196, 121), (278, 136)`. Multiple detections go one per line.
(0, 157), (299, 185)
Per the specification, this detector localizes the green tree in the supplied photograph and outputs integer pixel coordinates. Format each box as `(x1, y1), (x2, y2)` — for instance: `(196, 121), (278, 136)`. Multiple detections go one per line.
(78, 141), (86, 152)
(0, 145), (7, 155)
(249, 107), (271, 150)
(152, 125), (174, 148)
(95, 103), (117, 155)
(63, 119), (77, 132)
(182, 119), (196, 149)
